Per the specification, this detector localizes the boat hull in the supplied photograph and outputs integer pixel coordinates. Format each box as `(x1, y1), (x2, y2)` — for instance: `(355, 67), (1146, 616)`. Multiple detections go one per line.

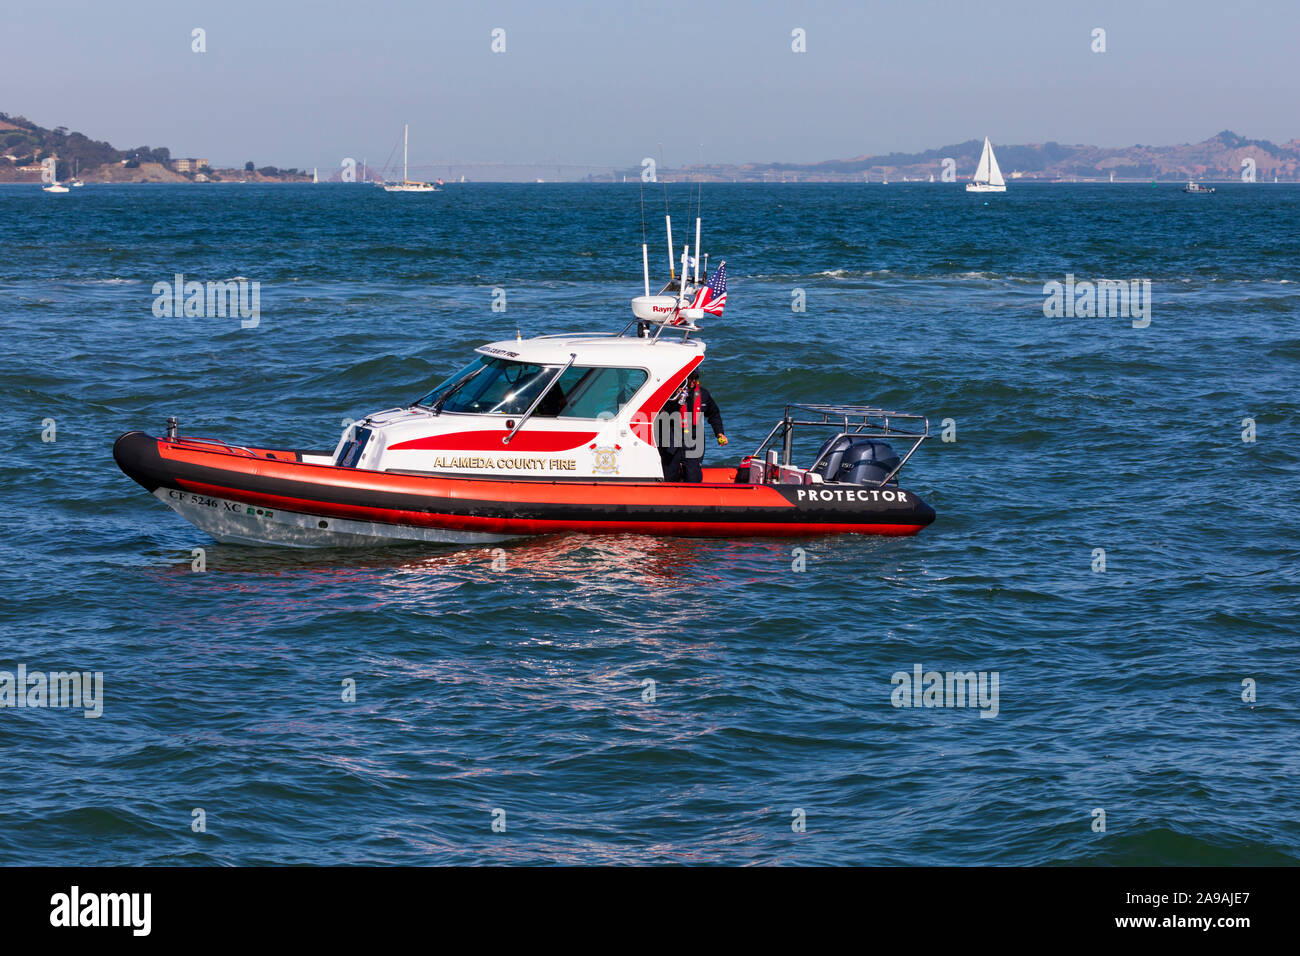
(114, 431), (936, 547)
(965, 183), (1006, 192)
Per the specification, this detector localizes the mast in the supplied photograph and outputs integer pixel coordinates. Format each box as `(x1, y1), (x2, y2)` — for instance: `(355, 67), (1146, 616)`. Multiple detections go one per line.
(403, 124), (409, 184)
(974, 137), (992, 185)
(985, 138), (1005, 187)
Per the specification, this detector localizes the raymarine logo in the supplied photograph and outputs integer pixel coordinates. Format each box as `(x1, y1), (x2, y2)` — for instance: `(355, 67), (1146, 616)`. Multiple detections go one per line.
(0, 664), (103, 718)
(50, 886), (151, 936)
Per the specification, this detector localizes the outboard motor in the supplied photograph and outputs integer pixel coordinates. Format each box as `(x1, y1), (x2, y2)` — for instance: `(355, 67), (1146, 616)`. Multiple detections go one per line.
(810, 435), (901, 485)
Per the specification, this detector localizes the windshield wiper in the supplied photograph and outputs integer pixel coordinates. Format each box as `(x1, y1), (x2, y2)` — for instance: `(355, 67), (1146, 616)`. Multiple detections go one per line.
(425, 366), (485, 416)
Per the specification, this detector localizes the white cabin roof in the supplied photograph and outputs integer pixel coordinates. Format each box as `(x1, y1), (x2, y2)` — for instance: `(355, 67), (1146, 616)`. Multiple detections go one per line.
(476, 333), (706, 371)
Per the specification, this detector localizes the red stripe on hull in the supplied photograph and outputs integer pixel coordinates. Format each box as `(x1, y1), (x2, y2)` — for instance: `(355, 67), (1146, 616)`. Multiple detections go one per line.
(173, 478), (926, 537)
(159, 441), (793, 510)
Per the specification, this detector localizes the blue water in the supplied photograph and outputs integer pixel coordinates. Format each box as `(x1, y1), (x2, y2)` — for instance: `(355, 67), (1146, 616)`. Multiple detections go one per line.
(1, 182), (1296, 865)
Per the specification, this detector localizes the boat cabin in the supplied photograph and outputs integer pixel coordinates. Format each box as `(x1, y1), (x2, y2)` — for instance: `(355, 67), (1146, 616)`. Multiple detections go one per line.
(332, 333), (706, 481)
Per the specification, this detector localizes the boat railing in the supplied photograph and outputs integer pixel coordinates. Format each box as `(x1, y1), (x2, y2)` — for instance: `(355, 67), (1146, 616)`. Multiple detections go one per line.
(532, 332), (629, 340)
(750, 403), (930, 488)
(171, 435), (261, 459)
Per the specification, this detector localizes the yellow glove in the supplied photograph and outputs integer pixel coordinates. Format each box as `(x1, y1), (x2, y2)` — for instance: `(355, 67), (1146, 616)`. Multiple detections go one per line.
(717, 434), (728, 446)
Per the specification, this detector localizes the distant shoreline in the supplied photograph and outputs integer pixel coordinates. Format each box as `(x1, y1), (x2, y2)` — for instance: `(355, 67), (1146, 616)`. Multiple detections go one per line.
(5, 111), (1294, 185)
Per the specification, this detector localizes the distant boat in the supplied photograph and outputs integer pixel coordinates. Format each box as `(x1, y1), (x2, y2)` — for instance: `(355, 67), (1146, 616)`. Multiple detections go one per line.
(70, 160), (84, 187)
(1183, 180), (1215, 194)
(966, 137), (1007, 192)
(929, 173), (935, 183)
(313, 167), (319, 184)
(43, 180), (69, 193)
(382, 125), (438, 192)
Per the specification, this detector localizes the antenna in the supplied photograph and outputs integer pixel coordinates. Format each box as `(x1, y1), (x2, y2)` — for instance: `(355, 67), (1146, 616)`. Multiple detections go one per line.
(693, 217), (701, 283)
(659, 143), (673, 278)
(665, 215), (674, 279)
(692, 143), (705, 284)
(676, 245), (690, 310)
(639, 178), (650, 296)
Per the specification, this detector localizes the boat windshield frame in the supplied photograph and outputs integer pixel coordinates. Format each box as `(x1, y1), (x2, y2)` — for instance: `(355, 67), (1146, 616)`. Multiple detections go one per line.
(415, 356), (652, 421)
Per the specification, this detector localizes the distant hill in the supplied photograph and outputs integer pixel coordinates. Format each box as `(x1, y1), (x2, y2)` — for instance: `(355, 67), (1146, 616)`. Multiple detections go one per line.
(639, 131), (1300, 183)
(0, 112), (310, 183)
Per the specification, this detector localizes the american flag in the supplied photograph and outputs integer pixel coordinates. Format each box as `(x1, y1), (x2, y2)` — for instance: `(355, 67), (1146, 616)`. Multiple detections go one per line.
(689, 261), (727, 316)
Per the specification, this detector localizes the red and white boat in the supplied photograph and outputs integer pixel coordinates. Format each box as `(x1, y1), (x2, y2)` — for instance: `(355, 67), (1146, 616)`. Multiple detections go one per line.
(115, 221), (936, 546)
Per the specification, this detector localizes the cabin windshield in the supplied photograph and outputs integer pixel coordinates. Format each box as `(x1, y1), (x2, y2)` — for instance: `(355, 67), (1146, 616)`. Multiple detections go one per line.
(416, 357), (487, 407)
(418, 357), (647, 419)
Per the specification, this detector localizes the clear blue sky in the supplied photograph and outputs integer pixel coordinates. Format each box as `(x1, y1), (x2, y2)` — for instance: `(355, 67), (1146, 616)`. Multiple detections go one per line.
(3, 0), (1296, 170)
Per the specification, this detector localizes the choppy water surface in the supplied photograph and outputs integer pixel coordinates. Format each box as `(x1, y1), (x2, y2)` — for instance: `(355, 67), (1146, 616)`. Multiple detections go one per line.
(1, 182), (1296, 865)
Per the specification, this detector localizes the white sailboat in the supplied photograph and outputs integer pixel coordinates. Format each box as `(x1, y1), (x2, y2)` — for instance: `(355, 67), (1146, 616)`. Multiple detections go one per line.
(382, 125), (437, 193)
(313, 167), (319, 183)
(966, 136), (1006, 193)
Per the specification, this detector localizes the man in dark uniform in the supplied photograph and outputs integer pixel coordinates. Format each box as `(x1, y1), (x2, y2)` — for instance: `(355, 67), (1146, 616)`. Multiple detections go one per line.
(658, 369), (728, 482)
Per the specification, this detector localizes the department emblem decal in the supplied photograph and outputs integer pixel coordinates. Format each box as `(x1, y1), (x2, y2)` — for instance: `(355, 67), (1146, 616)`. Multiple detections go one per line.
(590, 443), (621, 475)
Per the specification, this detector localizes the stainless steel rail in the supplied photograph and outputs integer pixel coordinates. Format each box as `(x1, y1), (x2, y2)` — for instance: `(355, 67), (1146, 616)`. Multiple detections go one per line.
(750, 403), (931, 487)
